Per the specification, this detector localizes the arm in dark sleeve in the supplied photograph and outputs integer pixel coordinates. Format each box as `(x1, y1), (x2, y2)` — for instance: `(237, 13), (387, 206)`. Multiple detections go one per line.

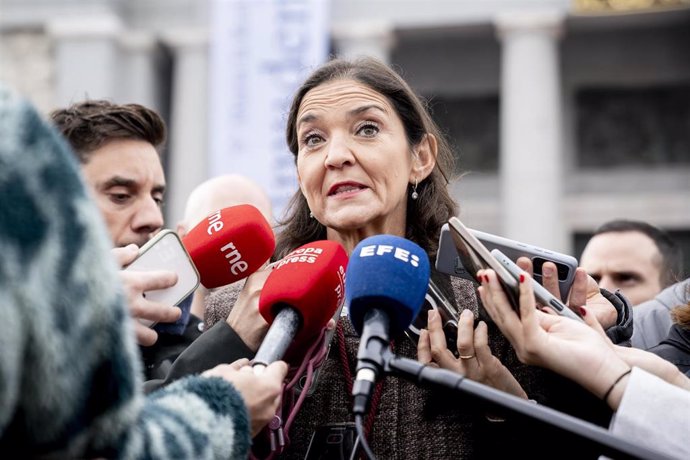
(602, 288), (634, 346)
(144, 320), (255, 393)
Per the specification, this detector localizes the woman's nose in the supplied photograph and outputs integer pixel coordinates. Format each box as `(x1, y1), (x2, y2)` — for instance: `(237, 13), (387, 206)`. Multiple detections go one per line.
(324, 134), (355, 169)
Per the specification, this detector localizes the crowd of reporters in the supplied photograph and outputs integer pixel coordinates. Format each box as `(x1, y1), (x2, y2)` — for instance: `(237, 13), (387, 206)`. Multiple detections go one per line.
(1, 55), (688, 459)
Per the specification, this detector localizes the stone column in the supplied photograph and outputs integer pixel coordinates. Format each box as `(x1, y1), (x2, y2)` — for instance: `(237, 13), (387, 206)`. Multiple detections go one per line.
(495, 11), (567, 251)
(332, 21), (395, 64)
(47, 14), (122, 106)
(118, 32), (160, 112)
(161, 29), (209, 227)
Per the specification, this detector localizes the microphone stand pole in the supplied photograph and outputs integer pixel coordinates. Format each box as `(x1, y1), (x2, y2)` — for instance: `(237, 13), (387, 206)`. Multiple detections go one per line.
(382, 349), (673, 460)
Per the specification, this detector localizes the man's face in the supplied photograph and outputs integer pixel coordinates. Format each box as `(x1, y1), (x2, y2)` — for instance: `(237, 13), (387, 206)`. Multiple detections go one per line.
(81, 139), (166, 247)
(580, 231), (663, 305)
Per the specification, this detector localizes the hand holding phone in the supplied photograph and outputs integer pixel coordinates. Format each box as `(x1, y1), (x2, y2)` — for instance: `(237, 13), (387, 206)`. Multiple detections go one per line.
(124, 230), (200, 328)
(436, 224), (578, 300)
(491, 249), (583, 323)
(446, 217), (520, 309)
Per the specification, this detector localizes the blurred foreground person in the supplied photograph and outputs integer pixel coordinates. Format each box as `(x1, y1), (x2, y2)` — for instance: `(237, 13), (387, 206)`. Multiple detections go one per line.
(0, 84), (286, 458)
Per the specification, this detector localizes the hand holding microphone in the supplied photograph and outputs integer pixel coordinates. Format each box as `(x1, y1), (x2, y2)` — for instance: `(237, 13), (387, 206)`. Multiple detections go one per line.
(203, 358), (288, 437)
(119, 204), (275, 344)
(182, 204), (275, 289)
(252, 240), (348, 373)
(226, 269), (274, 352)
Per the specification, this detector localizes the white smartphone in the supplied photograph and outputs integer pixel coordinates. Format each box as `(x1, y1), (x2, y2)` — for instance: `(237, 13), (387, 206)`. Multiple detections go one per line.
(491, 249), (583, 323)
(436, 223), (578, 300)
(124, 229), (200, 327)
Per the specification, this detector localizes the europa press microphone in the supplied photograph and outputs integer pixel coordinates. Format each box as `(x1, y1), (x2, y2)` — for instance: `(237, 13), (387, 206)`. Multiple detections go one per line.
(346, 235), (430, 415)
(252, 240), (348, 373)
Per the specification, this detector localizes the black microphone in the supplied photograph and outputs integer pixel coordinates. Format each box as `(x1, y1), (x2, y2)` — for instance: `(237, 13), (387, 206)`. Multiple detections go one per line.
(346, 235), (430, 415)
(383, 353), (674, 460)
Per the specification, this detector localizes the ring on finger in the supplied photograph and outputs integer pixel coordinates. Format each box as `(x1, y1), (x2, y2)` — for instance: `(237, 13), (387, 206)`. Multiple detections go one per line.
(459, 354), (476, 360)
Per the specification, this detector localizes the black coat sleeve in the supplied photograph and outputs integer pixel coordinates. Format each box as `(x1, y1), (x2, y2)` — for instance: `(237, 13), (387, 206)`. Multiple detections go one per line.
(143, 321), (255, 394)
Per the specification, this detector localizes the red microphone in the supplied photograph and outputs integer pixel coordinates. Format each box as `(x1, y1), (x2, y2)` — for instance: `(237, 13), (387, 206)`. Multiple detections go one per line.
(183, 204), (275, 288)
(253, 240), (348, 370)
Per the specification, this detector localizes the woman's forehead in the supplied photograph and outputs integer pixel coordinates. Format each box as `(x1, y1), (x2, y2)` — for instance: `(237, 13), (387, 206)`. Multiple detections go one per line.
(297, 79), (393, 121)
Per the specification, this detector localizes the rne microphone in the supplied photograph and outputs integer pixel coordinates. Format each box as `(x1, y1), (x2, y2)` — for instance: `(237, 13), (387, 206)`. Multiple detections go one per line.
(133, 204), (275, 332)
(253, 240), (348, 373)
(183, 204), (275, 288)
(346, 235), (430, 415)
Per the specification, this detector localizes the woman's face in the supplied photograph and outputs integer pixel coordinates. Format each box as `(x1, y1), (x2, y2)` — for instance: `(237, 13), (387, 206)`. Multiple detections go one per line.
(295, 79), (416, 235)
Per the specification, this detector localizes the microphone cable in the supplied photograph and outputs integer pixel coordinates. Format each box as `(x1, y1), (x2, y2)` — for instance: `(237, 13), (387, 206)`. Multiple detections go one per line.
(249, 324), (331, 460)
(353, 414), (376, 460)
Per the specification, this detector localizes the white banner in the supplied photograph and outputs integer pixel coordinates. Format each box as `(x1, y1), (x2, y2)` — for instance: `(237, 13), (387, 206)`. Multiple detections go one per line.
(208, 0), (331, 221)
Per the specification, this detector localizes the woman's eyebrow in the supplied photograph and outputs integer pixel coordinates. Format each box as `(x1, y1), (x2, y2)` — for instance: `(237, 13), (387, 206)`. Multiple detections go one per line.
(348, 104), (387, 117)
(297, 113), (317, 127)
(297, 104), (389, 128)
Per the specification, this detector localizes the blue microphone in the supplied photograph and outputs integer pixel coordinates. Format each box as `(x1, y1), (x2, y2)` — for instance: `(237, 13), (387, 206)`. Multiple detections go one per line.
(346, 235), (431, 415)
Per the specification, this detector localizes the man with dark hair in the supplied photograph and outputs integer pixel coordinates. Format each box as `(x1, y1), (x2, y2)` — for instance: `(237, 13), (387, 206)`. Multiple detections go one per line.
(580, 219), (685, 349)
(580, 219), (683, 306)
(51, 101), (167, 248)
(51, 100), (182, 351)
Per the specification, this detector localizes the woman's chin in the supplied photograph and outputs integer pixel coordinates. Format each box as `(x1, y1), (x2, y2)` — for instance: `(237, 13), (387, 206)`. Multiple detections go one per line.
(323, 210), (377, 232)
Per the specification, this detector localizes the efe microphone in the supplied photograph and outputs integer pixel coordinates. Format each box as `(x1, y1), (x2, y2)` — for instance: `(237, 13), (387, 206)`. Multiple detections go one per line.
(346, 235), (430, 414)
(253, 240), (348, 373)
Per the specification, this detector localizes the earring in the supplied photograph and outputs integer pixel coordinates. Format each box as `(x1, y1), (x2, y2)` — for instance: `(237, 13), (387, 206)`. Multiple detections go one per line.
(411, 179), (419, 200)
(309, 211), (314, 219)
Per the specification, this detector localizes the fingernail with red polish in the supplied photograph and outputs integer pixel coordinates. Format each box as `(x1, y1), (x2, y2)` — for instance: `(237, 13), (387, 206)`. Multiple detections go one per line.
(579, 307), (587, 317)
(519, 274), (525, 283)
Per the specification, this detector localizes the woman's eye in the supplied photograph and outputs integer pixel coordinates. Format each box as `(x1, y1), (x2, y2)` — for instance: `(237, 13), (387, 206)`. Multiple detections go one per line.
(357, 123), (379, 137)
(304, 133), (323, 147)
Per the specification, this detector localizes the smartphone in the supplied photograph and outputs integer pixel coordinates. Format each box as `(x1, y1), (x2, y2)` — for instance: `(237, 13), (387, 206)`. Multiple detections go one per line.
(124, 229), (200, 327)
(406, 218), (535, 348)
(436, 223), (578, 300)
(445, 217), (520, 308)
(491, 249), (583, 323)
(405, 278), (463, 349)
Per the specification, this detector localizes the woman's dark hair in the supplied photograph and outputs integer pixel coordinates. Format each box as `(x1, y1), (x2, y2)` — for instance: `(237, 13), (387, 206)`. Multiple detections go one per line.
(275, 57), (458, 259)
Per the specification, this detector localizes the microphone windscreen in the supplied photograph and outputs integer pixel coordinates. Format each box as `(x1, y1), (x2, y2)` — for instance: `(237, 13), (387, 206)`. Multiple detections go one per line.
(182, 204), (275, 288)
(259, 240), (348, 354)
(347, 235), (430, 337)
